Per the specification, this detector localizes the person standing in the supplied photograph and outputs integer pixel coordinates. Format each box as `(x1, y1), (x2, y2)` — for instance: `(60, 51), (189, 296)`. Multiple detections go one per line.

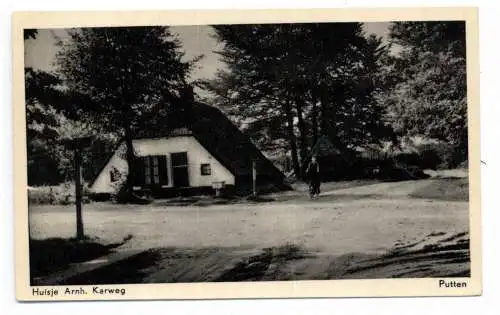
(306, 156), (321, 198)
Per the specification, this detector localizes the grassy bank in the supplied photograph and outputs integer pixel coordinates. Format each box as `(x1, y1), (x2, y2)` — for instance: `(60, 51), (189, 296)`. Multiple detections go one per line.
(410, 178), (469, 201)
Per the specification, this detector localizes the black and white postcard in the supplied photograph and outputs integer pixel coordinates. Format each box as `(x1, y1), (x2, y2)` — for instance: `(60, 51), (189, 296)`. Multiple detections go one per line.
(13, 8), (481, 301)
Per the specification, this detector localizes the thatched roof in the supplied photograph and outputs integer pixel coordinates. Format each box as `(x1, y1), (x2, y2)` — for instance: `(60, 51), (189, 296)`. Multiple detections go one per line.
(188, 102), (285, 180)
(90, 101), (285, 187)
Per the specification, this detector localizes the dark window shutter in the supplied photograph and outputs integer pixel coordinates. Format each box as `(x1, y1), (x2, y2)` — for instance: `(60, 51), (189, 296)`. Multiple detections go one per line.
(158, 155), (168, 185)
(133, 157), (146, 186)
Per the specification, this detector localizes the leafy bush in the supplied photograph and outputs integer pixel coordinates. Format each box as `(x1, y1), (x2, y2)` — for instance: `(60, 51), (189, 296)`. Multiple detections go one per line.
(414, 142), (462, 170)
(393, 152), (421, 167)
(28, 182), (91, 205)
(417, 145), (443, 170)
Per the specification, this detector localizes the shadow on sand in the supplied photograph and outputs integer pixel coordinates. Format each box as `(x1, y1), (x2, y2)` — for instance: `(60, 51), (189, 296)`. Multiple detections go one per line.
(47, 231), (469, 285)
(30, 235), (132, 285)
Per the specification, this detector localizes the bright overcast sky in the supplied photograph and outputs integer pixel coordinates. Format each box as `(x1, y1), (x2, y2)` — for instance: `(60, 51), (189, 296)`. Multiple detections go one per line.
(24, 22), (390, 82)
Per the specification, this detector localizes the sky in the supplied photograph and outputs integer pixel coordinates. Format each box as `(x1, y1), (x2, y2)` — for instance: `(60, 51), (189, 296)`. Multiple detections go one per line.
(24, 22), (391, 82)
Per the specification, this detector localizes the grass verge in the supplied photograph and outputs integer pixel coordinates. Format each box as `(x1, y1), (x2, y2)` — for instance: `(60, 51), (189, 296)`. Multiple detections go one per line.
(409, 178), (469, 201)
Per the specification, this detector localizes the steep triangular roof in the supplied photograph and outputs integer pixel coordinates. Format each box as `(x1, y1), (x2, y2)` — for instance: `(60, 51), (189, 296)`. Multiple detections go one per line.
(189, 102), (284, 180)
(89, 101), (285, 187)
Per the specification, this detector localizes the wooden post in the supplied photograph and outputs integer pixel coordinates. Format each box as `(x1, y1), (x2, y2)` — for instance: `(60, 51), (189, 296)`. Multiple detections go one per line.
(252, 160), (257, 197)
(74, 145), (84, 241)
(63, 136), (91, 241)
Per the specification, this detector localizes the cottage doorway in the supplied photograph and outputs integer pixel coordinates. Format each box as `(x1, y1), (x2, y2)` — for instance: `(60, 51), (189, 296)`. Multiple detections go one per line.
(171, 152), (190, 188)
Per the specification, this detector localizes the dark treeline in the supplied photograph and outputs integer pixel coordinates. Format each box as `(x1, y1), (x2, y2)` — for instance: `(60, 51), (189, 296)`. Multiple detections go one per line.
(25, 21), (467, 186)
(202, 23), (394, 178)
(202, 21), (467, 179)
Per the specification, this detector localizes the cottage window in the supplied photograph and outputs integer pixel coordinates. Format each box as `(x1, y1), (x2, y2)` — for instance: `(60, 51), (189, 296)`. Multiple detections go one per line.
(144, 156), (151, 184)
(138, 155), (168, 186)
(152, 156), (160, 184)
(200, 163), (211, 176)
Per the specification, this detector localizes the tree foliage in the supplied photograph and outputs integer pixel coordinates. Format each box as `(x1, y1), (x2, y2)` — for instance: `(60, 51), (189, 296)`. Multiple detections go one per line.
(383, 21), (467, 164)
(25, 66), (120, 184)
(24, 29), (38, 40)
(56, 27), (193, 129)
(55, 26), (196, 197)
(26, 22), (468, 188)
(25, 67), (66, 185)
(202, 23), (393, 177)
(24, 29), (68, 185)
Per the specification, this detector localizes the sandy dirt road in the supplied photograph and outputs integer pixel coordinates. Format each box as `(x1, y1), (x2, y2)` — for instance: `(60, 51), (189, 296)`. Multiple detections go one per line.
(29, 179), (470, 283)
(30, 181), (467, 255)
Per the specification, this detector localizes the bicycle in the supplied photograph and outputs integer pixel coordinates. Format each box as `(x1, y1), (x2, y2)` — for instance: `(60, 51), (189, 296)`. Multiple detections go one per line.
(308, 180), (320, 199)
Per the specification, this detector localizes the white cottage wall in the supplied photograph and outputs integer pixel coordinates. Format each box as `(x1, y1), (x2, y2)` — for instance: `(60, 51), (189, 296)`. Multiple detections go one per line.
(89, 136), (235, 194)
(88, 145), (128, 194)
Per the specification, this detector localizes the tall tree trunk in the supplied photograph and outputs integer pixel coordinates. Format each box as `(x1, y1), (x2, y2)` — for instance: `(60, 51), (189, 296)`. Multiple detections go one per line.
(311, 89), (320, 146)
(120, 67), (137, 201)
(124, 124), (135, 191)
(283, 100), (301, 179)
(320, 84), (341, 148)
(121, 106), (136, 202)
(319, 85), (330, 137)
(294, 94), (308, 169)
